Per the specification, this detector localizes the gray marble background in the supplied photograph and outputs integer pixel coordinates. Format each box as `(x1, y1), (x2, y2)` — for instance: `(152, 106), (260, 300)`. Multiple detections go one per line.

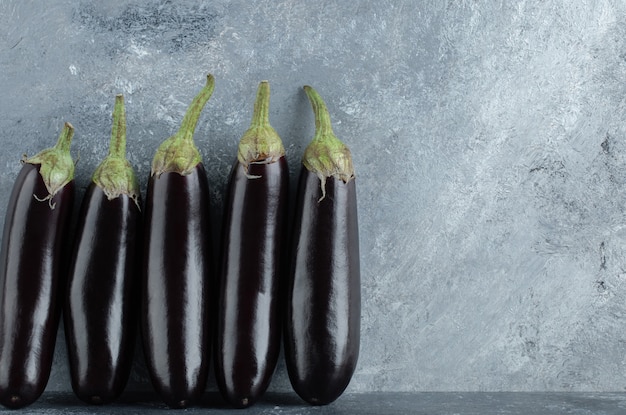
(1, 0), (626, 394)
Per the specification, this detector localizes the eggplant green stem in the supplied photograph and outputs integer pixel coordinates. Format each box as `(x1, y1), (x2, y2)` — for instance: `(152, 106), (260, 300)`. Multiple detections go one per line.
(302, 85), (354, 200)
(237, 81), (285, 177)
(23, 122), (75, 209)
(92, 94), (141, 208)
(151, 74), (215, 176)
(108, 94), (127, 159)
(250, 81), (270, 128)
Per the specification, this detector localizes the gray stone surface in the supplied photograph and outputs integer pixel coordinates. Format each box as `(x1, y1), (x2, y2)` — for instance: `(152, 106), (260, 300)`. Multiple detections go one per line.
(2, 392), (626, 415)
(1, 0), (626, 398)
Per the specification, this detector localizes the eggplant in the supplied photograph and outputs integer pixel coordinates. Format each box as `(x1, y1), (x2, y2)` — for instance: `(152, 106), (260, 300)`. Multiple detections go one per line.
(141, 75), (215, 409)
(64, 95), (141, 405)
(284, 86), (360, 405)
(0, 123), (76, 409)
(214, 81), (288, 408)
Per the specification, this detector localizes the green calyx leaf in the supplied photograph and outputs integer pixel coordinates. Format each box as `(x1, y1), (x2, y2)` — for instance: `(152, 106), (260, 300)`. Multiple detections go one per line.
(302, 85), (354, 199)
(92, 94), (140, 208)
(23, 122), (76, 209)
(93, 157), (140, 206)
(237, 81), (285, 175)
(151, 74), (215, 177)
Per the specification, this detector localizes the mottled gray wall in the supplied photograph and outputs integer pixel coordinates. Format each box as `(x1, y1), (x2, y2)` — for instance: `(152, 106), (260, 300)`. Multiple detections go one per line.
(1, 0), (626, 394)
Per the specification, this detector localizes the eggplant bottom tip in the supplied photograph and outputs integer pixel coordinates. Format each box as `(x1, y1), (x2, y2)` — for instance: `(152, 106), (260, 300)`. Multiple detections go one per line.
(89, 396), (103, 405)
(231, 397), (251, 408)
(1, 394), (30, 409)
(163, 398), (190, 409)
(10, 395), (21, 407)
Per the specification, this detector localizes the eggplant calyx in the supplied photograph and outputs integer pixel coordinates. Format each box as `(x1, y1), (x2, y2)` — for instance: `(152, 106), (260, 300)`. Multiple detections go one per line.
(151, 74), (215, 177)
(151, 135), (203, 177)
(23, 122), (75, 209)
(93, 158), (140, 208)
(237, 81), (285, 177)
(92, 94), (141, 208)
(302, 85), (354, 200)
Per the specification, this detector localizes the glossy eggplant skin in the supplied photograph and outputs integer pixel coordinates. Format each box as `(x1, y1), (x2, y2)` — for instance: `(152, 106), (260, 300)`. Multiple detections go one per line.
(64, 183), (140, 405)
(141, 164), (212, 409)
(285, 167), (360, 406)
(0, 163), (74, 409)
(215, 157), (288, 408)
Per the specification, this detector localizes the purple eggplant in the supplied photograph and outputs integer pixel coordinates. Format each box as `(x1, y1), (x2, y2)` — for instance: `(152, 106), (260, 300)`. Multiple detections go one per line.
(0, 123), (76, 409)
(214, 81), (288, 408)
(284, 86), (360, 405)
(141, 75), (215, 409)
(64, 95), (141, 405)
